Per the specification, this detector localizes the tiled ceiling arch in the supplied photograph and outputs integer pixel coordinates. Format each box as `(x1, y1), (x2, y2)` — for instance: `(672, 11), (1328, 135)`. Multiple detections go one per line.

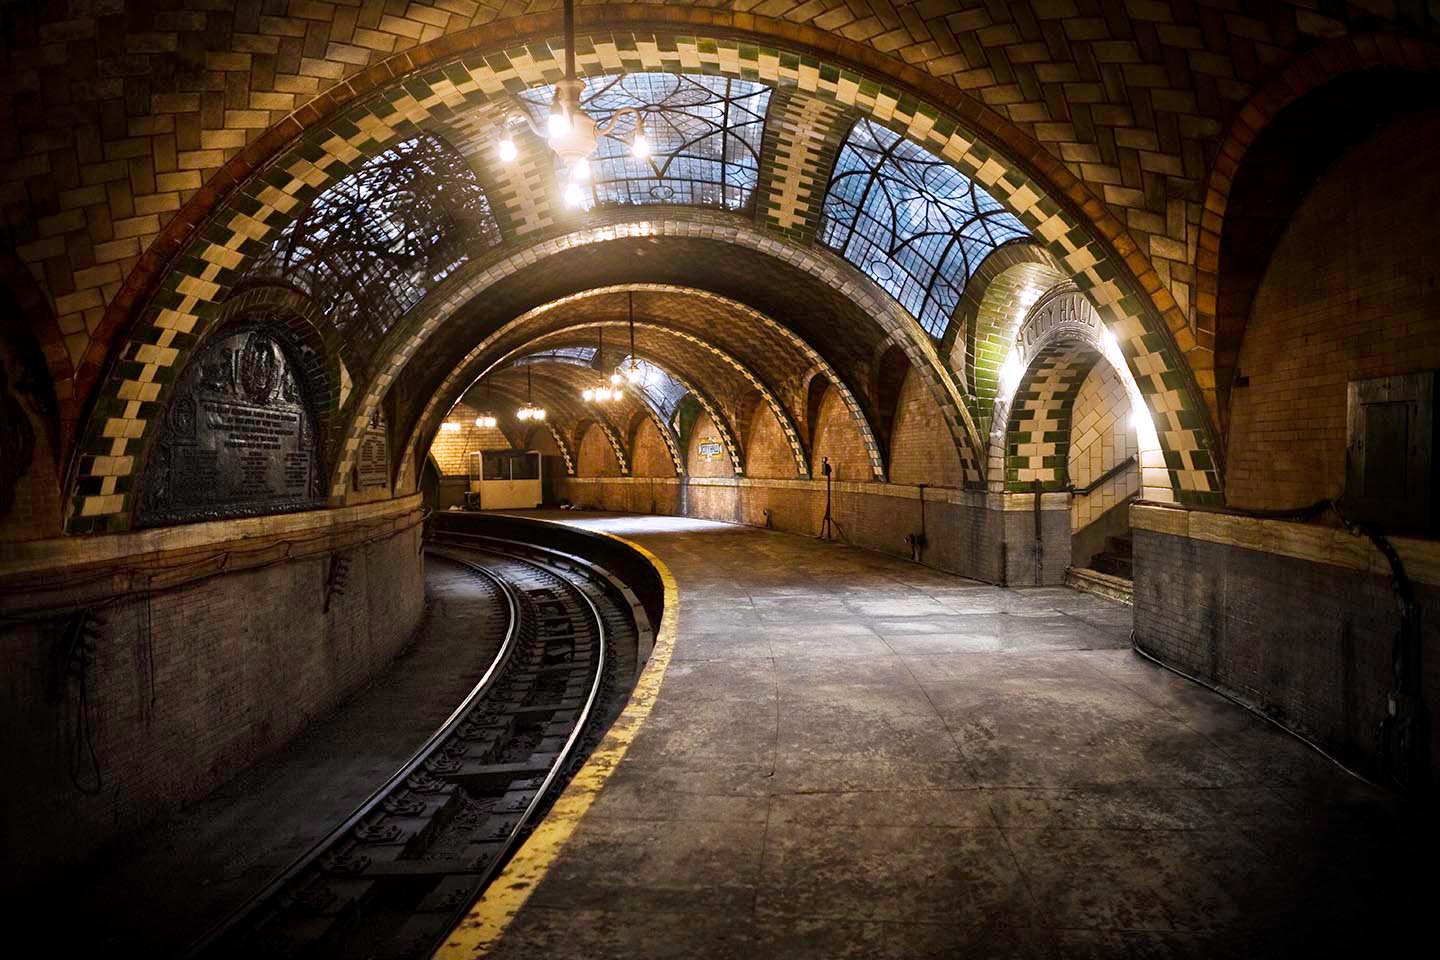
(419, 316), (816, 491)
(54, 24), (1237, 529)
(395, 282), (900, 491)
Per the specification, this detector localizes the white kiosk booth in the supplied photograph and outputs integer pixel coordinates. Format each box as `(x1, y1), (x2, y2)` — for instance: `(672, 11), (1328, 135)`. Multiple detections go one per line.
(466, 449), (543, 510)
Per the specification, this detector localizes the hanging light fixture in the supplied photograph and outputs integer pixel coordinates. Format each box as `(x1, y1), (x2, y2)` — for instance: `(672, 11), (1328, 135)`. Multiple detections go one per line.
(516, 363), (546, 421)
(582, 322), (623, 402)
(474, 381), (499, 429)
(624, 291), (643, 384)
(496, 0), (655, 207)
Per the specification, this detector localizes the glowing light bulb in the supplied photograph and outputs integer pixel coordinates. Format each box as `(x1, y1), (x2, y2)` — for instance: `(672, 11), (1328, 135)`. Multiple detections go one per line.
(564, 181), (584, 207)
(518, 408), (531, 421)
(583, 388), (594, 402)
(610, 386), (623, 399)
(609, 372), (622, 387)
(498, 138), (518, 162)
(570, 158), (591, 181)
(631, 132), (651, 159)
(535, 408), (546, 421)
(547, 111), (569, 142)
(626, 365), (642, 383)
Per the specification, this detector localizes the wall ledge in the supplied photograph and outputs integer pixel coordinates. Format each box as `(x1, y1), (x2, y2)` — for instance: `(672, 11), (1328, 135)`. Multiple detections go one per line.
(0, 494), (423, 586)
(559, 475), (1070, 510)
(1132, 501), (1440, 587)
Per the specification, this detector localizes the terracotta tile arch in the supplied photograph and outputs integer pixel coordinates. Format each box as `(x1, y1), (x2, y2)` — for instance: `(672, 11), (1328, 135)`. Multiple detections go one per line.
(66, 15), (1223, 528)
(512, 327), (744, 478)
(409, 315), (813, 493)
(1194, 33), (1440, 436)
(397, 281), (896, 492)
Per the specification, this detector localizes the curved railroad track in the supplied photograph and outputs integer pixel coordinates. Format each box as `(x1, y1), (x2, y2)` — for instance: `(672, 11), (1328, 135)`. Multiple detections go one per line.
(186, 537), (641, 960)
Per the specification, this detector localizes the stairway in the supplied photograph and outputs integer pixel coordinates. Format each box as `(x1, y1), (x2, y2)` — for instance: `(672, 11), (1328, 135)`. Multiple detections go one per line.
(1089, 535), (1133, 580)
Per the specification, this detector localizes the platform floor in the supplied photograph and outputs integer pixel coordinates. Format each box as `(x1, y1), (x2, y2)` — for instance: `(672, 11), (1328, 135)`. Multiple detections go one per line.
(458, 513), (1426, 960)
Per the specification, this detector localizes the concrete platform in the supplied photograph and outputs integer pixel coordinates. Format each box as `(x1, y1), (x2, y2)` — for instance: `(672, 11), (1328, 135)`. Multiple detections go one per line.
(446, 513), (1428, 960)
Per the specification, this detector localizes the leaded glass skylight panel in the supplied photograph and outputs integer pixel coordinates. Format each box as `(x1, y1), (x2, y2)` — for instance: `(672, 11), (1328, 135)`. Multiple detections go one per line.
(617, 356), (690, 420)
(248, 135), (501, 370)
(514, 347), (598, 367)
(520, 73), (771, 210)
(819, 118), (1031, 338)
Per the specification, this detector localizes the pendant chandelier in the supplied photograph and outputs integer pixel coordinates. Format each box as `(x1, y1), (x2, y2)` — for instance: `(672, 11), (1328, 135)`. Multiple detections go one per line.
(474, 382), (498, 429)
(582, 322), (623, 403)
(516, 364), (547, 422)
(495, 0), (653, 207)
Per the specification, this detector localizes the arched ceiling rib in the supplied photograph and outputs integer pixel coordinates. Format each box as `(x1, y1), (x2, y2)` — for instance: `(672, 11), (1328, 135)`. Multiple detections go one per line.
(51, 22), (1241, 528)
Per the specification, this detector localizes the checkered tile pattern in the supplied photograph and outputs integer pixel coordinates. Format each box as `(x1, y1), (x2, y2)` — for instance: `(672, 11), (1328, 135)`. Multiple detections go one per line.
(1002, 343), (1102, 492)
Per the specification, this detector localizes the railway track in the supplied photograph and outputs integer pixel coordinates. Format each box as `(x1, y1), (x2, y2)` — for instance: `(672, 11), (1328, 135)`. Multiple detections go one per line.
(186, 537), (641, 960)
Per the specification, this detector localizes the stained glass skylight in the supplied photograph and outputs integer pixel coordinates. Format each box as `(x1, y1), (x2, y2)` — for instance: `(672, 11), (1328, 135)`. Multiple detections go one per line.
(616, 356), (690, 420)
(248, 135), (501, 370)
(819, 118), (1030, 338)
(520, 73), (771, 210)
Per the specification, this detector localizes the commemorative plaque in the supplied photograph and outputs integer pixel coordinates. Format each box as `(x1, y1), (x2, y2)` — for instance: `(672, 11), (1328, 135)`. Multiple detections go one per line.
(356, 409), (390, 489)
(137, 328), (323, 526)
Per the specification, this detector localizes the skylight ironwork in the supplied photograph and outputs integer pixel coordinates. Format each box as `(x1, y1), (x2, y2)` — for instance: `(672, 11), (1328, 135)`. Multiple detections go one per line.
(519, 73), (771, 210)
(247, 135), (501, 370)
(514, 347), (598, 368)
(819, 118), (1030, 338)
(616, 356), (690, 421)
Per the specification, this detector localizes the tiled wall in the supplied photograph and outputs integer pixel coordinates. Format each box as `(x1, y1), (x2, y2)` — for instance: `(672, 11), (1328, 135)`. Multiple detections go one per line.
(1069, 363), (1140, 532)
(576, 421), (623, 478)
(631, 417), (678, 478)
(686, 410), (737, 479)
(888, 367), (967, 488)
(1226, 107), (1440, 511)
(427, 402), (513, 477)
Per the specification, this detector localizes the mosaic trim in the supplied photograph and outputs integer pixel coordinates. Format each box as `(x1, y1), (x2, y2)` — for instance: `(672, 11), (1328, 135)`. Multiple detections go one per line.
(68, 32), (1219, 530)
(1002, 343), (1101, 491)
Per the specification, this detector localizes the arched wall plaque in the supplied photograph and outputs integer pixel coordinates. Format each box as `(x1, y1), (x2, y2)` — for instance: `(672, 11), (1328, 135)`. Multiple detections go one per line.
(136, 324), (323, 526)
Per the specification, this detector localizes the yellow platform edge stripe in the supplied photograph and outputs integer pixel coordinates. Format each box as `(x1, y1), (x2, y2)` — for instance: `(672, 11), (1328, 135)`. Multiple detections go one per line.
(432, 529), (680, 959)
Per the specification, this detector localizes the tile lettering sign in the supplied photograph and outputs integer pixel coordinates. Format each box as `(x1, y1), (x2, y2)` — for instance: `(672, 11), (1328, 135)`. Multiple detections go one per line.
(698, 437), (724, 461)
(136, 328), (323, 526)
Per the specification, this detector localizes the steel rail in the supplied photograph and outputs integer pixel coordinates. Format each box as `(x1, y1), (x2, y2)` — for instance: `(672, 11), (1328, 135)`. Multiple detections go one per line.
(181, 557), (521, 959)
(430, 542), (610, 941)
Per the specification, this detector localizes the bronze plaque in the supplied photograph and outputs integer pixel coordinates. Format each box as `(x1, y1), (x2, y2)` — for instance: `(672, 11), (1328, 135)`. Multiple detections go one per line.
(356, 409), (389, 489)
(138, 328), (323, 525)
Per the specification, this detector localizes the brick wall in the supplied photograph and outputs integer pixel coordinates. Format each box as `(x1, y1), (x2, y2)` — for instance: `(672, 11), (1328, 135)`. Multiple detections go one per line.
(811, 382), (871, 482)
(630, 417), (676, 478)
(888, 367), (966, 487)
(685, 411), (735, 478)
(428, 402), (512, 477)
(0, 510), (425, 892)
(1133, 516), (1440, 781)
(1068, 363), (1140, 532)
(1226, 107), (1440, 510)
(576, 422), (621, 477)
(743, 404), (797, 479)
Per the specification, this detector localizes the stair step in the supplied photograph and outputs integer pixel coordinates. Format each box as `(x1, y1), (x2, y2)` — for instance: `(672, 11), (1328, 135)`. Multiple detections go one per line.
(1065, 566), (1134, 605)
(1103, 535), (1133, 558)
(1091, 553), (1133, 579)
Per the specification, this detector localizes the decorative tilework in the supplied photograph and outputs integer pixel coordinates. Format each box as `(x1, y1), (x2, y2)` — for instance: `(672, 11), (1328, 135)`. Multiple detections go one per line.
(62, 32), (1223, 529)
(1002, 343), (1101, 492)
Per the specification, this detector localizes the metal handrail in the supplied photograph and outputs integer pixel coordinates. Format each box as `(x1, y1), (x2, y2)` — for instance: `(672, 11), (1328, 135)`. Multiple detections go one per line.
(1067, 455), (1138, 497)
